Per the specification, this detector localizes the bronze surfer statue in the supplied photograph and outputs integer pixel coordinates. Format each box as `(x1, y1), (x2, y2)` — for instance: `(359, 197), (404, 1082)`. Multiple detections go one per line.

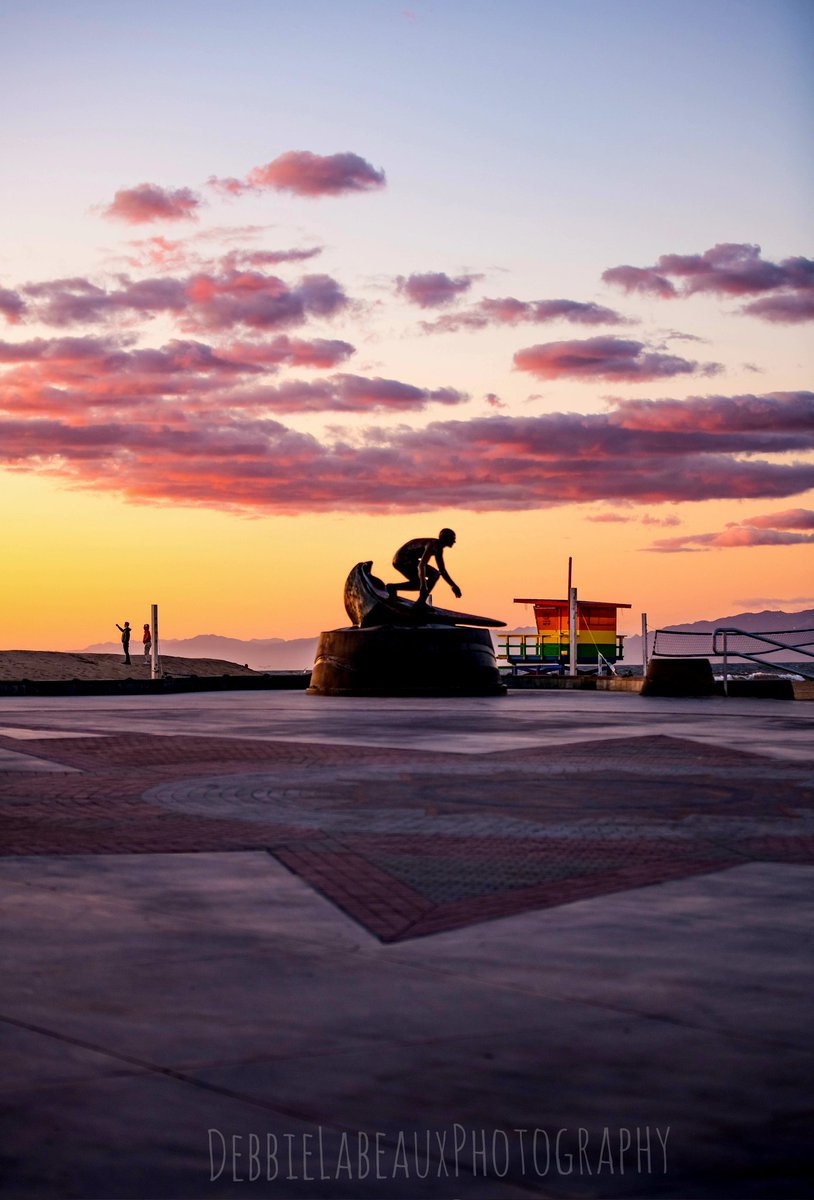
(342, 530), (504, 629)
(387, 528), (462, 603)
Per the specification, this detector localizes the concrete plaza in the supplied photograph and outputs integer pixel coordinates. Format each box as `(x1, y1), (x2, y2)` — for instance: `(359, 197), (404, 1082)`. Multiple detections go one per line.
(0, 689), (812, 1199)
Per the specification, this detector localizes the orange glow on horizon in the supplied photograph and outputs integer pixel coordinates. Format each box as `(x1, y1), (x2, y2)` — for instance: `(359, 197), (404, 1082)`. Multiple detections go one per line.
(2, 471), (812, 653)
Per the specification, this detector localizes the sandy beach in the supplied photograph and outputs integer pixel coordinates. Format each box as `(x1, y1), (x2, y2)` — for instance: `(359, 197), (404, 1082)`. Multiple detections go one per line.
(0, 651), (261, 682)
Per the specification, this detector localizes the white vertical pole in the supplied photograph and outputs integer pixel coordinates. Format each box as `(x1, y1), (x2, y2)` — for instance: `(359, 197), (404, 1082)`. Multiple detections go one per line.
(641, 612), (649, 672)
(722, 630), (728, 697)
(150, 603), (159, 681)
(569, 587), (577, 677)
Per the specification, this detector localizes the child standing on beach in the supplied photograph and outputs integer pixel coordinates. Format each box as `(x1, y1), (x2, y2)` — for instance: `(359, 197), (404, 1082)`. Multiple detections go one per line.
(143, 623), (152, 660)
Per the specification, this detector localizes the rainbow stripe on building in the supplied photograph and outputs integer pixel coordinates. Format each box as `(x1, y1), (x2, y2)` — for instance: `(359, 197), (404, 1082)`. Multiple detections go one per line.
(499, 597), (631, 672)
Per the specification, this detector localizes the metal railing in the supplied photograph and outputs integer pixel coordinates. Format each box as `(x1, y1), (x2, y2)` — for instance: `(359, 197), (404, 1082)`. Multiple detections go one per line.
(714, 627), (814, 690)
(496, 633), (625, 675)
(651, 625), (814, 689)
(496, 635), (560, 672)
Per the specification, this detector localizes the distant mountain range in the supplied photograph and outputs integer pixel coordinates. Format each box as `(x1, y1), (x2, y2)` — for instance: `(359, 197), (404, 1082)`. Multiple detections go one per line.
(82, 634), (318, 671)
(83, 609), (813, 670)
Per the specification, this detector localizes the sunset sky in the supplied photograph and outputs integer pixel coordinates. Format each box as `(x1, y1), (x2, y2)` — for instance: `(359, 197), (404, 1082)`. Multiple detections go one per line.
(1, 0), (812, 651)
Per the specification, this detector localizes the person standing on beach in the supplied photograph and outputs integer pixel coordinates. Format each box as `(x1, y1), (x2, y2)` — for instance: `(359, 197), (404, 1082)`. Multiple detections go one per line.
(142, 623), (152, 660)
(116, 621), (131, 665)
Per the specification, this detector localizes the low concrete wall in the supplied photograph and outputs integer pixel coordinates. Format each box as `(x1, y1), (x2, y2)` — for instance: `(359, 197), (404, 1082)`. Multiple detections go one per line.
(506, 675), (643, 692)
(0, 673), (311, 697)
(641, 657), (716, 697)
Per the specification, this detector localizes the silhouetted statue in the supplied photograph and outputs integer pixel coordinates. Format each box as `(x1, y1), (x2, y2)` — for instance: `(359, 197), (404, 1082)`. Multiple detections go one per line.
(388, 528), (462, 603)
(343, 528), (503, 630)
(315, 533), (507, 695)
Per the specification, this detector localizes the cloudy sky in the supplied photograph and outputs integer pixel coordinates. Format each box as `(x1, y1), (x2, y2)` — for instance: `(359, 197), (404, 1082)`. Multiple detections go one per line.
(1, 0), (812, 650)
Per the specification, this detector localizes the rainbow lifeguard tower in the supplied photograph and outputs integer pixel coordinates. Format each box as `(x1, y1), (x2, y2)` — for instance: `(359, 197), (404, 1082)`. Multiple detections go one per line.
(500, 595), (631, 675)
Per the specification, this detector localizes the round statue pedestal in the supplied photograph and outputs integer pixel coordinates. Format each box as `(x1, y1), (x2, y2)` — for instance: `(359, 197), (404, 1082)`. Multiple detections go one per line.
(307, 625), (506, 697)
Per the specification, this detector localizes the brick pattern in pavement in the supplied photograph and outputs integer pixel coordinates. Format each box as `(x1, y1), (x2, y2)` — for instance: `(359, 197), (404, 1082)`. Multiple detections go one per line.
(0, 731), (811, 941)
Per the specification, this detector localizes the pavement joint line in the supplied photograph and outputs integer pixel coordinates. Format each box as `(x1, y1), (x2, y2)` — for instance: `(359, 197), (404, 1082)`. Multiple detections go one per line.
(0, 1009), (556, 1194)
(364, 960), (814, 1055)
(0, 1012), (399, 1137)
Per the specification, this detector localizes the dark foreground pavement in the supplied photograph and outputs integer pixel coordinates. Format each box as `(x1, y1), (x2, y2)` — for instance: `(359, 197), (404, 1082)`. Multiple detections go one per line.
(0, 691), (812, 1199)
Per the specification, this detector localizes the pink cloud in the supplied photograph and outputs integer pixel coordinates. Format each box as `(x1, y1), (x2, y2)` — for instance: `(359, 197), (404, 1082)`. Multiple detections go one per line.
(219, 247), (322, 271)
(296, 274), (347, 317)
(610, 391), (814, 435)
(20, 270), (348, 333)
(603, 243), (814, 323)
(655, 244), (798, 296)
(746, 508), (814, 531)
(650, 526), (814, 552)
(4, 413), (812, 512)
(0, 334), (458, 420)
(591, 511), (682, 527)
(194, 225), (276, 243)
(647, 502), (814, 551)
(207, 176), (247, 198)
(741, 293), (814, 323)
(1, 375), (812, 512)
(516, 300), (627, 325)
(334, 376), (465, 410)
(0, 334), (127, 364)
(121, 234), (321, 279)
(587, 510), (681, 526)
(125, 237), (189, 271)
(224, 336), (354, 370)
(102, 183), (201, 224)
(423, 297), (628, 332)
(125, 234), (321, 273)
(0, 286), (26, 324)
(0, 337), (257, 415)
(397, 272), (477, 308)
(220, 375), (467, 414)
(22, 276), (187, 325)
(180, 271), (347, 333)
(514, 336), (720, 382)
(600, 266), (676, 298)
(210, 151), (386, 198)
(640, 513), (681, 527)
